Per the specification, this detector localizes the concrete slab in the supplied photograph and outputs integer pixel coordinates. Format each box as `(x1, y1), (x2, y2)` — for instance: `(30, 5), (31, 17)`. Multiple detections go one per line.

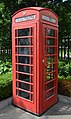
(0, 102), (71, 119)
(0, 95), (71, 111)
(0, 97), (12, 110)
(58, 95), (71, 104)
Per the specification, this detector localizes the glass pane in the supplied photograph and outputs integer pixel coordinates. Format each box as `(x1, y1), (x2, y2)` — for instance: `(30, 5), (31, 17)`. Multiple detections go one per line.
(44, 81), (54, 91)
(16, 73), (30, 82)
(47, 38), (55, 46)
(48, 29), (55, 37)
(48, 48), (55, 54)
(17, 65), (30, 73)
(19, 90), (30, 100)
(45, 64), (54, 72)
(18, 28), (30, 36)
(45, 48), (55, 54)
(47, 81), (54, 90)
(44, 89), (55, 99)
(18, 56), (30, 64)
(47, 56), (55, 64)
(47, 74), (51, 80)
(16, 82), (30, 91)
(18, 48), (30, 55)
(45, 73), (54, 81)
(18, 38), (30, 46)
(50, 73), (54, 79)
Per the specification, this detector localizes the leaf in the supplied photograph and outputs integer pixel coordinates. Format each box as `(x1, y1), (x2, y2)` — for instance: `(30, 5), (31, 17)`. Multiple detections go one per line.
(4, 67), (7, 72)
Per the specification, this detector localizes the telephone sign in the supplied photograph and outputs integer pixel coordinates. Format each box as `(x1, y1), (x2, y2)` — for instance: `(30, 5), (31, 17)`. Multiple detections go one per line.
(42, 15), (56, 23)
(15, 14), (36, 22)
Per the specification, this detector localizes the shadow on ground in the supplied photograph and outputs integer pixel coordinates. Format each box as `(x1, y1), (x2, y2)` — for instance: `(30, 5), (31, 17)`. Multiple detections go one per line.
(0, 102), (71, 119)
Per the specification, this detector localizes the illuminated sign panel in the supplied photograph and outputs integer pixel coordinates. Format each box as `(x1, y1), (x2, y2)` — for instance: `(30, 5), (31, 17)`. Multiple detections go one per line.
(15, 14), (36, 22)
(42, 15), (56, 23)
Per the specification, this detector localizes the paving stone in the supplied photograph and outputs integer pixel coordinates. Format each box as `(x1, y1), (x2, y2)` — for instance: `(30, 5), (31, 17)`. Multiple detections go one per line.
(0, 97), (12, 110)
(0, 102), (71, 119)
(58, 95), (71, 104)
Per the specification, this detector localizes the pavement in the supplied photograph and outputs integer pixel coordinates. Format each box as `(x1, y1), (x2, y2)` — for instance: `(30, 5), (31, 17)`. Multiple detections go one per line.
(0, 102), (71, 119)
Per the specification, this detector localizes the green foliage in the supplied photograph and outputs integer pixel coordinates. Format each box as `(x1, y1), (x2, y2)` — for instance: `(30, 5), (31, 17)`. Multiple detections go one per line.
(58, 60), (71, 80)
(0, 55), (12, 61)
(0, 72), (12, 101)
(44, 2), (71, 39)
(66, 75), (71, 81)
(0, 0), (71, 51)
(0, 1), (11, 49)
(0, 59), (12, 75)
(58, 75), (65, 81)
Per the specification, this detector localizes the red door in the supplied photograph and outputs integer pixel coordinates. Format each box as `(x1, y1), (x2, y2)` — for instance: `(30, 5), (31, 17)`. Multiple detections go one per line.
(12, 23), (37, 113)
(42, 24), (58, 112)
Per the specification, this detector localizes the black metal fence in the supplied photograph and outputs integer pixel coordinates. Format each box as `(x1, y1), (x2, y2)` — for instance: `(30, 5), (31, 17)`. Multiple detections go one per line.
(0, 47), (12, 55)
(58, 37), (71, 60)
(0, 37), (71, 60)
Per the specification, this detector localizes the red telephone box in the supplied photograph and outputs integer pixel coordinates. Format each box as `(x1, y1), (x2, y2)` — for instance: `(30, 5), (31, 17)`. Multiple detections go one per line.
(12, 7), (58, 115)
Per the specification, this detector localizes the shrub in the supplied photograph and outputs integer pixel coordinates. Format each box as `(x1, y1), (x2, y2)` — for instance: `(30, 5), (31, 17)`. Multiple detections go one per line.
(0, 72), (12, 101)
(66, 76), (71, 81)
(58, 61), (71, 97)
(58, 60), (71, 97)
(0, 59), (12, 75)
(58, 75), (65, 81)
(0, 55), (12, 61)
(58, 60), (71, 78)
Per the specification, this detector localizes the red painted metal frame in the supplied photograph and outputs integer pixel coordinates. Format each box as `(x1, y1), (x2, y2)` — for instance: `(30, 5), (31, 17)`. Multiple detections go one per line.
(12, 7), (58, 115)
(41, 24), (58, 113)
(12, 24), (37, 113)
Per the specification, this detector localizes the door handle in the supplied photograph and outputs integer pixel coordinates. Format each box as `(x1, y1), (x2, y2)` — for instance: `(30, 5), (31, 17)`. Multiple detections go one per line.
(42, 59), (44, 64)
